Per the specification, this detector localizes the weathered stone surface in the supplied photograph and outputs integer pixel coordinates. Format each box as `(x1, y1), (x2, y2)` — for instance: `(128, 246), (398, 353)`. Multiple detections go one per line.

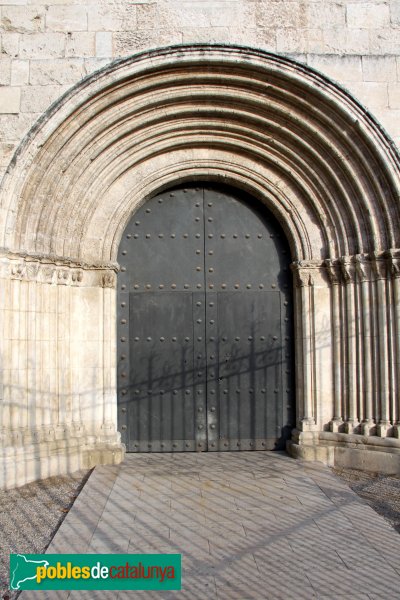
(19, 32), (65, 59)
(0, 86), (20, 113)
(1, 5), (45, 32)
(65, 32), (95, 57)
(362, 55), (398, 82)
(46, 5), (87, 32)
(347, 2), (391, 29)
(0, 2), (399, 487)
(29, 58), (85, 85)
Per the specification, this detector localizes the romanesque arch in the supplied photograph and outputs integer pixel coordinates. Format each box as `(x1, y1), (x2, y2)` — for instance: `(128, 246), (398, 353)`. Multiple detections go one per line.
(1, 45), (399, 487)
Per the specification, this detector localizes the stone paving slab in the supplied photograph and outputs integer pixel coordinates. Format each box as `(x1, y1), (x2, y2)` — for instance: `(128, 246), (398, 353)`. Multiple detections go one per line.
(20, 452), (400, 599)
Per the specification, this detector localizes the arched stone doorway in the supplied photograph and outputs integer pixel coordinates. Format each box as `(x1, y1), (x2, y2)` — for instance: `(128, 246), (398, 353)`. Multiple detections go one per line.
(117, 183), (294, 452)
(1, 45), (399, 487)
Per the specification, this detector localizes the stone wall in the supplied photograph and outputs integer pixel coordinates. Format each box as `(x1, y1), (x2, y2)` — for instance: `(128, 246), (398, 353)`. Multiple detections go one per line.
(0, 0), (400, 187)
(1, 2), (400, 487)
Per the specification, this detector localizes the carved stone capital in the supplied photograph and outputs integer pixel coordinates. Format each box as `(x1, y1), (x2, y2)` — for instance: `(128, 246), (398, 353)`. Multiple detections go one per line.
(102, 272), (117, 288)
(354, 254), (371, 282)
(370, 256), (387, 281)
(324, 259), (341, 285)
(339, 256), (356, 284)
(291, 261), (326, 287)
(387, 250), (400, 279)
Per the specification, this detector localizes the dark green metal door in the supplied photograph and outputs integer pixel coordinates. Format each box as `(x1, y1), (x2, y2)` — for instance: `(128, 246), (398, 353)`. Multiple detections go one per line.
(117, 185), (294, 452)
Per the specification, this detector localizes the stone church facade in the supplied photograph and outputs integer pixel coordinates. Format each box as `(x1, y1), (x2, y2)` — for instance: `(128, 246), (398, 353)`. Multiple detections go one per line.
(0, 1), (400, 488)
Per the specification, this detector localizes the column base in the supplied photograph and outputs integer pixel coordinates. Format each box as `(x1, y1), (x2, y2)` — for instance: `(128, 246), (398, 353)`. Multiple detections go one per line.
(329, 418), (344, 433)
(361, 420), (376, 436)
(344, 420), (360, 434)
(377, 421), (392, 437)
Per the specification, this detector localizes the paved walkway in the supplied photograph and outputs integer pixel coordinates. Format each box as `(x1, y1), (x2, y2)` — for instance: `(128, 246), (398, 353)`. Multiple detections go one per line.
(22, 452), (400, 599)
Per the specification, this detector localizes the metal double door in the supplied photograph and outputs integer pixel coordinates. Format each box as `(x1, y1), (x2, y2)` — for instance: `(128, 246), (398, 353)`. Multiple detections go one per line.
(117, 185), (294, 452)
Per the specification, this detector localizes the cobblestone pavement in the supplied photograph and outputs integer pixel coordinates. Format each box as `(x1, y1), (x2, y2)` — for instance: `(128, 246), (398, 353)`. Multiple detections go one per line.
(20, 453), (400, 600)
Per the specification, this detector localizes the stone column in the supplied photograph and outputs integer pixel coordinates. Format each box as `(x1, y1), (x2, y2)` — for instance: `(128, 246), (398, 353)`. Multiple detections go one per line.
(340, 257), (359, 433)
(326, 259), (343, 432)
(101, 271), (118, 439)
(389, 252), (400, 438)
(356, 256), (376, 435)
(292, 263), (316, 432)
(372, 255), (391, 437)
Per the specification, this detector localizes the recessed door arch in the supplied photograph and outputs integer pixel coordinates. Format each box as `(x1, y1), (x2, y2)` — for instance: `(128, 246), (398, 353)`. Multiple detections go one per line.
(117, 184), (294, 452)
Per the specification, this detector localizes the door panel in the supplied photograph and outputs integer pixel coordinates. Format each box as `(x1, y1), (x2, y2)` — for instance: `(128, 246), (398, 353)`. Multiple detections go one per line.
(117, 184), (294, 451)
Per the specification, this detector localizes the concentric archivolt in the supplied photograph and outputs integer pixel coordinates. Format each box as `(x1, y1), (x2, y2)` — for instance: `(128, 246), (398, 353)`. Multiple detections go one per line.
(1, 44), (399, 264)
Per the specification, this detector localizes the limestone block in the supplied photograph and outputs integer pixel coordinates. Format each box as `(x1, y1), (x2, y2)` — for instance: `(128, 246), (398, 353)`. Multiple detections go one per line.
(29, 58), (85, 85)
(46, 5), (87, 32)
(88, 3), (137, 31)
(0, 58), (11, 85)
(181, 26), (231, 45)
(323, 28), (370, 54)
(20, 84), (68, 112)
(257, 1), (305, 29)
(0, 86), (20, 114)
(307, 55), (362, 83)
(19, 33), (65, 59)
(113, 29), (182, 56)
(96, 32), (112, 58)
(82, 57), (110, 76)
(369, 28), (400, 54)
(347, 2), (390, 29)
(306, 2), (346, 28)
(255, 28), (277, 52)
(277, 28), (324, 54)
(159, 0), (256, 29)
(1, 32), (19, 58)
(373, 107), (400, 140)
(0, 142), (16, 167)
(392, 1), (400, 26)
(1, 5), (45, 32)
(65, 32), (95, 58)
(389, 83), (400, 108)
(11, 59), (29, 85)
(346, 81), (388, 109)
(362, 56), (397, 82)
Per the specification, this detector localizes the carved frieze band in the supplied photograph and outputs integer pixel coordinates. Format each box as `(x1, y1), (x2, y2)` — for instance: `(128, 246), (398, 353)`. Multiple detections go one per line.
(292, 250), (400, 287)
(0, 252), (118, 288)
